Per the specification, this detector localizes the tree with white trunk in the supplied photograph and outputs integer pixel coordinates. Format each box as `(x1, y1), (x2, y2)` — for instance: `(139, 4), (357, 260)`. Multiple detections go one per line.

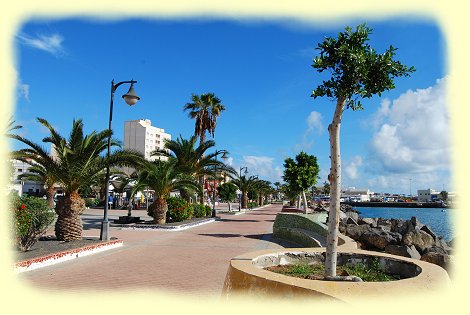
(311, 24), (415, 278)
(283, 152), (320, 212)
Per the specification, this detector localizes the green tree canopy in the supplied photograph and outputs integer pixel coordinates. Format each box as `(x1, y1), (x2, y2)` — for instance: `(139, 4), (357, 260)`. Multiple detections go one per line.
(282, 151), (320, 193)
(217, 182), (238, 202)
(312, 23), (415, 110)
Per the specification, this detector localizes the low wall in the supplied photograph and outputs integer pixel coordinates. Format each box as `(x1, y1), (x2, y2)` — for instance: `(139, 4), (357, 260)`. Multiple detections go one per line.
(273, 212), (356, 249)
(222, 248), (451, 302)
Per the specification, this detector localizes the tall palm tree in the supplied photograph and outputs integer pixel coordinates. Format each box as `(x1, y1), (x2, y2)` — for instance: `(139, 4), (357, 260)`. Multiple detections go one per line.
(10, 117), (145, 241)
(132, 159), (200, 224)
(183, 93), (226, 145)
(151, 135), (235, 203)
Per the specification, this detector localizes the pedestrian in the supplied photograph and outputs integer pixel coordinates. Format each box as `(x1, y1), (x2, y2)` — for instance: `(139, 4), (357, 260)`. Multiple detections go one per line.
(108, 195), (113, 209)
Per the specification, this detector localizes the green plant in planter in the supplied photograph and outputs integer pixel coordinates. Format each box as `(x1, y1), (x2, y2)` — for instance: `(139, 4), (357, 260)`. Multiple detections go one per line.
(11, 194), (55, 251)
(166, 196), (194, 222)
(193, 203), (208, 218)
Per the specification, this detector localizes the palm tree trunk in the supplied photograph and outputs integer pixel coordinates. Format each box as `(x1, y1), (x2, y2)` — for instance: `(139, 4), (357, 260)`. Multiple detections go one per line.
(46, 186), (55, 209)
(55, 191), (85, 241)
(199, 176), (205, 204)
(242, 191), (247, 209)
(179, 189), (191, 202)
(151, 198), (168, 224)
(325, 97), (346, 278)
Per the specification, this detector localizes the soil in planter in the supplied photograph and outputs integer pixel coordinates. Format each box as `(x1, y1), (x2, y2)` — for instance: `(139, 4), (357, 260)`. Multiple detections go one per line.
(265, 259), (400, 282)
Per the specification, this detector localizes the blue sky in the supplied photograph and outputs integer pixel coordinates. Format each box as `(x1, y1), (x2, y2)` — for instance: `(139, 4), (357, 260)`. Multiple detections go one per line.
(12, 17), (450, 194)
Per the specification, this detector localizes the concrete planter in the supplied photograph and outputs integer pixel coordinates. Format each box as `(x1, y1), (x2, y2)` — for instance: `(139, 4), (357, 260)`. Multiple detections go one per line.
(222, 248), (451, 302)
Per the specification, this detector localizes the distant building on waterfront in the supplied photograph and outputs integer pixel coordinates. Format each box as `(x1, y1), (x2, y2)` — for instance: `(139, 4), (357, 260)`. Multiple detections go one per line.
(123, 119), (171, 161)
(341, 188), (373, 202)
(417, 188), (441, 202)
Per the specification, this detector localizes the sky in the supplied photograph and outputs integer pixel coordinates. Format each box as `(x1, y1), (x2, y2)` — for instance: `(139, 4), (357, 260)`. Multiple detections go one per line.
(11, 17), (449, 195)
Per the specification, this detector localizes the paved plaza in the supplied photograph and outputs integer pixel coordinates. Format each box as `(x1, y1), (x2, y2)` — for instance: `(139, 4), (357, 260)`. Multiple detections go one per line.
(18, 203), (295, 296)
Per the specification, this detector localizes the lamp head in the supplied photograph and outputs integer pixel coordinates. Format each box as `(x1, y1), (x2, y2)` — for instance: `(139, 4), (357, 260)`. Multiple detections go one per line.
(122, 83), (140, 106)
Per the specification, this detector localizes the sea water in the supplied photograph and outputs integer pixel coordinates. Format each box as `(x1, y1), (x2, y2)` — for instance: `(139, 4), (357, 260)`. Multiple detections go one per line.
(354, 207), (453, 241)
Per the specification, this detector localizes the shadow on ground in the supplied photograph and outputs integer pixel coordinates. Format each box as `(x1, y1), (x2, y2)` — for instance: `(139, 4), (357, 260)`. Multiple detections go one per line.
(198, 233), (242, 238)
(217, 218), (259, 223)
(198, 232), (303, 248)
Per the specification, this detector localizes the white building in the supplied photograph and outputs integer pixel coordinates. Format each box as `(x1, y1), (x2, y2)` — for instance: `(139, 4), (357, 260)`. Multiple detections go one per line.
(341, 188), (373, 202)
(417, 188), (440, 202)
(8, 159), (45, 196)
(124, 119), (171, 161)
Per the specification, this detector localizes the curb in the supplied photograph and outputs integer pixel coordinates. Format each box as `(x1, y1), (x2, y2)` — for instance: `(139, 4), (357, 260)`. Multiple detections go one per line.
(15, 240), (123, 273)
(116, 217), (216, 231)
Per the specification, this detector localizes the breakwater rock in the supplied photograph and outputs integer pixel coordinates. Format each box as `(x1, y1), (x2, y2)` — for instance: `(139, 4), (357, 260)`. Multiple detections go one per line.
(337, 210), (453, 272)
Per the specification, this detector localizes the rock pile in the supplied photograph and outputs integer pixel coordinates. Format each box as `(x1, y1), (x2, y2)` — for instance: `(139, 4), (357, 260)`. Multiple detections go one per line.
(336, 209), (453, 272)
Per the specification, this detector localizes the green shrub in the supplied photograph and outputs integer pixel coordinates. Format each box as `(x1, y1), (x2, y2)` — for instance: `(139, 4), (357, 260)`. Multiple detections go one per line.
(11, 195), (55, 251)
(248, 201), (257, 209)
(204, 204), (212, 216)
(166, 196), (194, 222)
(84, 198), (100, 208)
(193, 204), (206, 218)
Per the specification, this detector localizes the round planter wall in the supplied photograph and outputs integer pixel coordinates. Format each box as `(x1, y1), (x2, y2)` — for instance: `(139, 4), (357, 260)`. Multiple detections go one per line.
(222, 248), (451, 302)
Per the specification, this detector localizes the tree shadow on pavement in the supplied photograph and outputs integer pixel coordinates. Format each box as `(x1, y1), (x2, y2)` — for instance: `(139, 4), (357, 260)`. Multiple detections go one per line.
(81, 217), (103, 230)
(198, 233), (242, 238)
(216, 218), (259, 223)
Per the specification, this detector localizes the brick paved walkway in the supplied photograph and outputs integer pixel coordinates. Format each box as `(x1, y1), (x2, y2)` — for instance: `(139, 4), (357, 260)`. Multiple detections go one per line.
(18, 204), (295, 296)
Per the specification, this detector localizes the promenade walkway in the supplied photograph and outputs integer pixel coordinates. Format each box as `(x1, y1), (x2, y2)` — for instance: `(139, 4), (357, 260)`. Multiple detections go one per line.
(18, 203), (295, 296)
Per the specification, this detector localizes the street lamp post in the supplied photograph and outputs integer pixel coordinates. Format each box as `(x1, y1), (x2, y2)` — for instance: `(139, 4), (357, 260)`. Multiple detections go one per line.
(212, 150), (228, 217)
(100, 79), (140, 241)
(238, 166), (248, 211)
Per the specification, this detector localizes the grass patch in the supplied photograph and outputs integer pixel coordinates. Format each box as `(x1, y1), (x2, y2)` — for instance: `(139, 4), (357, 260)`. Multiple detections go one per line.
(265, 258), (400, 282)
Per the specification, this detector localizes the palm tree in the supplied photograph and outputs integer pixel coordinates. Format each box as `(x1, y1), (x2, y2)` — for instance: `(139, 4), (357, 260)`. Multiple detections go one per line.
(110, 171), (138, 209)
(132, 159), (200, 224)
(255, 180), (272, 206)
(183, 93), (226, 145)
(5, 116), (22, 137)
(10, 117), (145, 241)
(232, 175), (258, 209)
(151, 135), (235, 203)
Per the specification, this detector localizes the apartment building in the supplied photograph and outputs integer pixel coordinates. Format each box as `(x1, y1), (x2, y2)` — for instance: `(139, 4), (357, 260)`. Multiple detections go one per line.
(123, 119), (171, 161)
(9, 159), (44, 196)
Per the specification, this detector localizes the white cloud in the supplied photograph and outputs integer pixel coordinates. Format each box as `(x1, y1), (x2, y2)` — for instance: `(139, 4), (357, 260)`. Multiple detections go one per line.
(355, 77), (452, 194)
(18, 82), (30, 101)
(295, 111), (324, 151)
(369, 77), (450, 174)
(344, 155), (363, 180)
(306, 111), (324, 134)
(17, 33), (65, 57)
(242, 155), (283, 183)
(225, 157), (234, 166)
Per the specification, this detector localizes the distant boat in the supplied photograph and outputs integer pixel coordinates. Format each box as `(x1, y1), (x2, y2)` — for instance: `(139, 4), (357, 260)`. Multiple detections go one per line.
(441, 209), (447, 212)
